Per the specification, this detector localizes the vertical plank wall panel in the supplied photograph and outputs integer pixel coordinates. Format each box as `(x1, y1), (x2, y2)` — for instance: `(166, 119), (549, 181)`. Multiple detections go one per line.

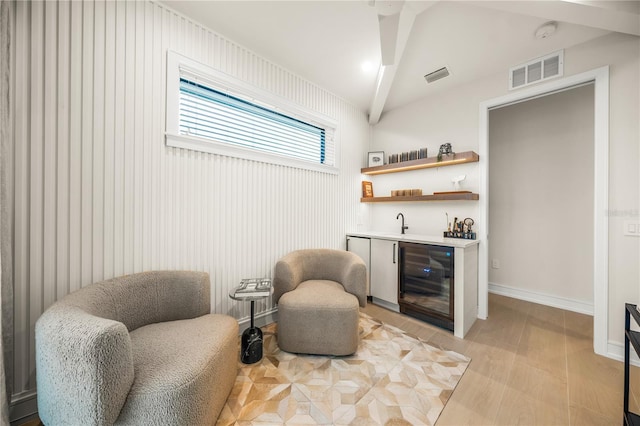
(112, 0), (125, 278)
(13, 0), (31, 400)
(133, 0), (145, 274)
(142, 1), (153, 272)
(122, 0), (135, 276)
(42, 0), (57, 316)
(92, 0), (106, 284)
(9, 0), (369, 402)
(68, 0), (82, 295)
(55, 0), (70, 302)
(27, 0), (44, 391)
(102, 0), (115, 281)
(81, 0), (94, 288)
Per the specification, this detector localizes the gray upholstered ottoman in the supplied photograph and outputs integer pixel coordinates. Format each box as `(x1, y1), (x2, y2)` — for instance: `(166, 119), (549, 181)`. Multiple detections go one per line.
(274, 249), (366, 356)
(278, 280), (360, 355)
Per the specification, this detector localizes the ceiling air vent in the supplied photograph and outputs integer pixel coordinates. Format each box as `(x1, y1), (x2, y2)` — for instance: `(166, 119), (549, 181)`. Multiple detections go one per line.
(424, 67), (450, 84)
(509, 50), (563, 90)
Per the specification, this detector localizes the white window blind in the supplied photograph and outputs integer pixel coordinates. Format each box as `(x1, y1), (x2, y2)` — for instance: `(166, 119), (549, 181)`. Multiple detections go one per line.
(165, 51), (338, 173)
(179, 78), (333, 166)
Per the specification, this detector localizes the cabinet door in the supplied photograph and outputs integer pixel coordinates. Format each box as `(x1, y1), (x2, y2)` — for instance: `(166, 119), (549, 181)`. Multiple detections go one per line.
(370, 239), (399, 307)
(347, 236), (371, 296)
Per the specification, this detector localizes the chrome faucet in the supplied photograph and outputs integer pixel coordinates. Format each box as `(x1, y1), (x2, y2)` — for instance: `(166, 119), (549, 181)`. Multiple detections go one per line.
(396, 213), (408, 234)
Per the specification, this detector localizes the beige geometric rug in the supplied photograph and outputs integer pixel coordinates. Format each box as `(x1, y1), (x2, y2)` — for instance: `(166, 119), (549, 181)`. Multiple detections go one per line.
(217, 313), (470, 425)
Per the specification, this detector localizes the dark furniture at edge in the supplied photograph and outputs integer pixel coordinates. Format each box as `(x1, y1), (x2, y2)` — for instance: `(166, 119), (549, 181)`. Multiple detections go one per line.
(624, 303), (640, 425)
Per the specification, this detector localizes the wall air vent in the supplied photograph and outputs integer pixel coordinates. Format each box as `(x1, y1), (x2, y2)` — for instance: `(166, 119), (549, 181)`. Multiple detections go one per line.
(509, 50), (563, 90)
(424, 67), (450, 84)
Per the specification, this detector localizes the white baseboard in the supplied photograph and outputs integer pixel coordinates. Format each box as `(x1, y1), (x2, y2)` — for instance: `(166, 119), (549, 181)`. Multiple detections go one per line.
(607, 340), (640, 367)
(488, 282), (594, 316)
(607, 341), (626, 362)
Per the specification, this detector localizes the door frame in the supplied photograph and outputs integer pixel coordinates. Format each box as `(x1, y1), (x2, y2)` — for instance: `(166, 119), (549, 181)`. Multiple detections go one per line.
(478, 66), (609, 356)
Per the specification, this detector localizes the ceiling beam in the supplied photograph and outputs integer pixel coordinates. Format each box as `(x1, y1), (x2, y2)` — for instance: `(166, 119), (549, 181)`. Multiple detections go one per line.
(368, 5), (417, 124)
(378, 12), (402, 66)
(468, 0), (640, 36)
(368, 1), (439, 124)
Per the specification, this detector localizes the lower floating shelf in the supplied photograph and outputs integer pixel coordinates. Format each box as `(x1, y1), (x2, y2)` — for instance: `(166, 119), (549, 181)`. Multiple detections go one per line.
(361, 193), (479, 203)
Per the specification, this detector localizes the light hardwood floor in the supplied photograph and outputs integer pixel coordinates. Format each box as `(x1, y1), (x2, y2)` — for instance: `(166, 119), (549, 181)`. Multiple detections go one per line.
(18, 293), (636, 426)
(363, 293), (635, 425)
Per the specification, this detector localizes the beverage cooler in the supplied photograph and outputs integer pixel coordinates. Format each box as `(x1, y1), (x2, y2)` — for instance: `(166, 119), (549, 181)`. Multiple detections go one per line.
(398, 242), (455, 330)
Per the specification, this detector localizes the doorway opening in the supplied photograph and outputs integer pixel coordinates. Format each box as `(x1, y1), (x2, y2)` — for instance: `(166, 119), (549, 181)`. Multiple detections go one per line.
(488, 83), (595, 314)
(478, 66), (609, 356)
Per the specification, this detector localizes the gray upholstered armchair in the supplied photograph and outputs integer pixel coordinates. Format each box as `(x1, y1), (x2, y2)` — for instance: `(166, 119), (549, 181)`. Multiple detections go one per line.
(274, 249), (367, 356)
(35, 271), (238, 426)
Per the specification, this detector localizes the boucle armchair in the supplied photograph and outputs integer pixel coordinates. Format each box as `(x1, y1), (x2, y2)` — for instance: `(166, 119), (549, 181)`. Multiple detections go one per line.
(274, 249), (366, 356)
(35, 271), (238, 426)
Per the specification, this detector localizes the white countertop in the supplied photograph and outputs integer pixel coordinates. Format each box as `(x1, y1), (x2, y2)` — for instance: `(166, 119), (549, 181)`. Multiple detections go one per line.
(347, 231), (480, 248)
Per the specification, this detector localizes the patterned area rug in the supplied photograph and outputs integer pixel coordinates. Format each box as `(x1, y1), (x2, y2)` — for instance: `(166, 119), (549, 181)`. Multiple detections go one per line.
(217, 313), (470, 425)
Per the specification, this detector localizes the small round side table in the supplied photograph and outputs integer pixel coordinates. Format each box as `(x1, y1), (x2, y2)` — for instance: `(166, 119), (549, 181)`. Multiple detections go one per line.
(229, 288), (270, 364)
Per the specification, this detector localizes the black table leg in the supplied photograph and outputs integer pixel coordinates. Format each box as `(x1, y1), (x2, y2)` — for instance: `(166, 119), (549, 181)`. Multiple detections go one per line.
(241, 300), (263, 364)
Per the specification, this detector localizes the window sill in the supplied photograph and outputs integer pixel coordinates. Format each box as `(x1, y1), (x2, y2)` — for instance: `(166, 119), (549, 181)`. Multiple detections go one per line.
(165, 133), (339, 175)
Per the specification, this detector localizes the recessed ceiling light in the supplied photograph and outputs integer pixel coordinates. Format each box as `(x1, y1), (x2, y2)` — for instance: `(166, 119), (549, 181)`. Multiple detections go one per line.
(361, 61), (376, 73)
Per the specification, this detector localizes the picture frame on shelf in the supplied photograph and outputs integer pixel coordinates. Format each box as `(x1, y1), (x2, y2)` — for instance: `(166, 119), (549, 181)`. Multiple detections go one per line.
(362, 181), (374, 198)
(368, 151), (384, 167)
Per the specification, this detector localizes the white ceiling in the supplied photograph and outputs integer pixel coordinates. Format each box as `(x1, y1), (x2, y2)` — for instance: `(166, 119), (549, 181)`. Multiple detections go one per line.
(162, 1), (639, 120)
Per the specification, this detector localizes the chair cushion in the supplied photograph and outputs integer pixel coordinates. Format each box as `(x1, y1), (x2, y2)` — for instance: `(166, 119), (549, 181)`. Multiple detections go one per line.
(277, 280), (360, 356)
(116, 314), (238, 425)
(280, 280), (358, 311)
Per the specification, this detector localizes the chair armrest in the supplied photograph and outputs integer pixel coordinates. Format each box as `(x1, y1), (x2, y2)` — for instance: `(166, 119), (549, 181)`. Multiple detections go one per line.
(154, 271), (211, 320)
(340, 255), (367, 307)
(36, 305), (134, 425)
(273, 254), (304, 303)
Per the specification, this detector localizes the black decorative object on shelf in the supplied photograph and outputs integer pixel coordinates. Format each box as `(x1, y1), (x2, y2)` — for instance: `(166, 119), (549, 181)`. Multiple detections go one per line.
(445, 216), (475, 239)
(443, 231), (476, 240)
(437, 143), (453, 162)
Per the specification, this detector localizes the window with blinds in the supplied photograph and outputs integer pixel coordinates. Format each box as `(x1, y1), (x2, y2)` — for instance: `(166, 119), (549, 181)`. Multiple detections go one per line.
(179, 78), (329, 165)
(165, 51), (337, 173)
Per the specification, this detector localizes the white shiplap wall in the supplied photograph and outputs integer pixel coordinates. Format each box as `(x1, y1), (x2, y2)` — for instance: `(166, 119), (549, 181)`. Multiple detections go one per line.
(8, 0), (369, 404)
